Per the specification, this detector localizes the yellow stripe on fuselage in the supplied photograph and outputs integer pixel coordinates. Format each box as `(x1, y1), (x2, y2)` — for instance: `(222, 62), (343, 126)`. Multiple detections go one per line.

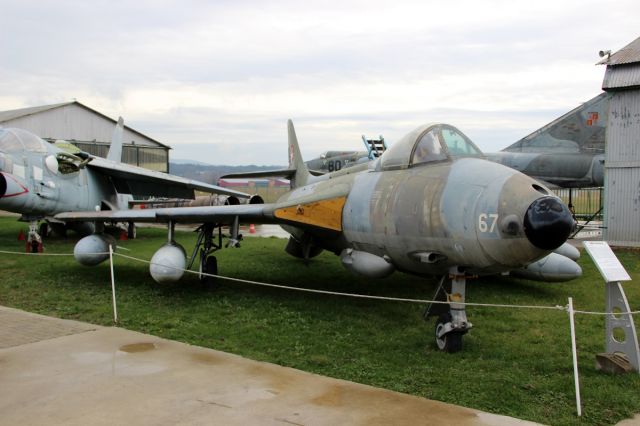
(274, 196), (346, 231)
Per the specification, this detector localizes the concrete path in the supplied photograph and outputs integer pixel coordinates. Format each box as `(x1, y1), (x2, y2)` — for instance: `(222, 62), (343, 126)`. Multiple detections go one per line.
(0, 306), (541, 425)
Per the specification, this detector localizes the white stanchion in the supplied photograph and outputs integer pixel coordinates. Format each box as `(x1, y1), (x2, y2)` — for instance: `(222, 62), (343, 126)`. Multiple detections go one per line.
(109, 245), (118, 324)
(568, 297), (582, 416)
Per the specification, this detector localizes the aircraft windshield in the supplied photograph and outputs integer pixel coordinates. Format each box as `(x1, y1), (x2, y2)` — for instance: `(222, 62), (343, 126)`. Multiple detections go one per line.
(380, 123), (483, 171)
(0, 128), (48, 153)
(411, 130), (448, 165)
(440, 126), (483, 158)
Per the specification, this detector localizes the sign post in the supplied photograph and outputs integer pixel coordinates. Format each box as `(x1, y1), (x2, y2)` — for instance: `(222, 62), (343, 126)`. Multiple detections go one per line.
(583, 241), (639, 373)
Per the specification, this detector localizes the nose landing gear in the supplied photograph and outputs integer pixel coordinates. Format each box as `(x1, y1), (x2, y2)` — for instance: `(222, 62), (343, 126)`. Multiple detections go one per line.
(425, 267), (473, 353)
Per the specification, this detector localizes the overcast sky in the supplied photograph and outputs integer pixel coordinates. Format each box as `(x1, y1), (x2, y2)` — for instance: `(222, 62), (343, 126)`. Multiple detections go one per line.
(1, 1), (638, 165)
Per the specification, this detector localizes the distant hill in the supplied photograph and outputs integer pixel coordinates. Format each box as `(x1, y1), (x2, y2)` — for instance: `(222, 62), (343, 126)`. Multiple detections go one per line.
(169, 162), (285, 184)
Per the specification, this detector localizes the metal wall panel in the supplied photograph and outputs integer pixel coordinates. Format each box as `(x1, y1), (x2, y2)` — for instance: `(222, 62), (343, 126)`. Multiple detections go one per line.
(603, 64), (640, 90)
(2, 104), (162, 147)
(604, 90), (640, 246)
(1, 103), (169, 172)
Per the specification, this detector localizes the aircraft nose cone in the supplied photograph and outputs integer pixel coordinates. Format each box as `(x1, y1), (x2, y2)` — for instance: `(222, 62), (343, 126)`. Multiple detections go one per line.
(524, 197), (574, 250)
(0, 172), (7, 198)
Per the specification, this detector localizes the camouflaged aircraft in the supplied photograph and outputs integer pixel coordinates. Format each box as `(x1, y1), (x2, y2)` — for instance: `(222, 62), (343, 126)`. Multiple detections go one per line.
(486, 92), (608, 189)
(0, 118), (250, 251)
(57, 120), (575, 352)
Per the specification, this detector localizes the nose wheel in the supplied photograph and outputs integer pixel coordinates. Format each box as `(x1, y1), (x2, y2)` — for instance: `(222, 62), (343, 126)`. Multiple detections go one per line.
(424, 267), (472, 353)
(435, 313), (464, 352)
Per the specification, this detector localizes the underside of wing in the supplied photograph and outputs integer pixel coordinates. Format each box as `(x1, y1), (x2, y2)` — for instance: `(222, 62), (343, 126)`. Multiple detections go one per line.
(55, 204), (275, 224)
(87, 158), (249, 199)
(221, 168), (295, 180)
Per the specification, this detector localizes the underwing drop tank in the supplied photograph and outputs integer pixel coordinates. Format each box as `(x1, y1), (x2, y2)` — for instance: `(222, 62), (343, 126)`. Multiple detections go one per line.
(340, 249), (395, 278)
(149, 243), (187, 284)
(73, 234), (116, 266)
(510, 252), (582, 282)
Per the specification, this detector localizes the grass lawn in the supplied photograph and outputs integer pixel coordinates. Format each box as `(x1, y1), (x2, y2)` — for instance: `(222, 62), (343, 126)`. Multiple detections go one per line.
(0, 217), (639, 425)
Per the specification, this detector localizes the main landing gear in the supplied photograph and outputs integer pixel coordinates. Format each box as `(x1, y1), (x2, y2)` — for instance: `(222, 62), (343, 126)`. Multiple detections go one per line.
(424, 267), (473, 353)
(26, 220), (43, 253)
(187, 218), (242, 289)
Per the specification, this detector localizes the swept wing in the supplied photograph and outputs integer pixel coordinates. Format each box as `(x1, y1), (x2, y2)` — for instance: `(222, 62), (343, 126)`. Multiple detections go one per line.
(56, 203), (274, 224)
(86, 157), (250, 199)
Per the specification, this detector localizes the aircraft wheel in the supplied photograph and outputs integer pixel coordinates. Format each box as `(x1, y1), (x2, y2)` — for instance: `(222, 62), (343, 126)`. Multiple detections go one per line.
(435, 313), (463, 353)
(30, 240), (40, 254)
(127, 222), (136, 239)
(39, 222), (49, 238)
(200, 255), (218, 289)
(49, 223), (67, 238)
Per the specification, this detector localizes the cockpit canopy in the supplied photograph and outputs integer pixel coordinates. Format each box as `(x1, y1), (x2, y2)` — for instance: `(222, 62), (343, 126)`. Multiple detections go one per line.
(0, 128), (48, 154)
(380, 123), (483, 171)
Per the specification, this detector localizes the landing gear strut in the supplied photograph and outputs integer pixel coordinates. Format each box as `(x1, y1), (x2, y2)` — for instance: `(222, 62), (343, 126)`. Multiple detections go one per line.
(186, 216), (242, 289)
(424, 266), (473, 353)
(27, 220), (43, 253)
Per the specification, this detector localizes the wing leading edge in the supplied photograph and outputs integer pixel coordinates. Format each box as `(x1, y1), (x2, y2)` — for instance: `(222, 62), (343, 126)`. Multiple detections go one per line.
(56, 203), (274, 224)
(87, 158), (250, 199)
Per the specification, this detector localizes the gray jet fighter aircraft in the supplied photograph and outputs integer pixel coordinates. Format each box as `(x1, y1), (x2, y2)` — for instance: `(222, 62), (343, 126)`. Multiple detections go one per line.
(487, 92), (608, 188)
(0, 118), (250, 251)
(57, 120), (575, 352)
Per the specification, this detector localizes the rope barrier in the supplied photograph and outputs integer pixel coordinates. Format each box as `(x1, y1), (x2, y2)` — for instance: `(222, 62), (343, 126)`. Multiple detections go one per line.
(113, 251), (568, 312)
(0, 246), (635, 316)
(573, 309), (640, 316)
(0, 249), (77, 256)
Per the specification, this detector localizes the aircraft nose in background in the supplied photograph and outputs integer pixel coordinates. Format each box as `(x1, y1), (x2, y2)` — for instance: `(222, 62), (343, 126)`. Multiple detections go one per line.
(524, 197), (574, 250)
(0, 172), (9, 198)
(0, 172), (28, 200)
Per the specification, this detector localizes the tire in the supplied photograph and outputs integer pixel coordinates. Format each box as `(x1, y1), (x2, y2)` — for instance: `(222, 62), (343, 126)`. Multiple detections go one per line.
(200, 255), (218, 289)
(127, 222), (137, 239)
(435, 313), (463, 353)
(39, 222), (49, 238)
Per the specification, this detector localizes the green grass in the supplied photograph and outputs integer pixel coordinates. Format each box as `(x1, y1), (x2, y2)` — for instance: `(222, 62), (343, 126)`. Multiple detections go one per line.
(0, 217), (639, 425)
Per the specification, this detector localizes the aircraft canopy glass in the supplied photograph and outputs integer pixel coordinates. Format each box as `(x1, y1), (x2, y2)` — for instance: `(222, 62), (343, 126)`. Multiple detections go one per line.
(0, 128), (48, 153)
(380, 123), (483, 170)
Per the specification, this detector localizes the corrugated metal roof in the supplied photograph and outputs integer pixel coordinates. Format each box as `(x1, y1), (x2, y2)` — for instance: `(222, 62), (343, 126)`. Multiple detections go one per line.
(0, 101), (171, 149)
(598, 36), (640, 66)
(0, 102), (72, 122)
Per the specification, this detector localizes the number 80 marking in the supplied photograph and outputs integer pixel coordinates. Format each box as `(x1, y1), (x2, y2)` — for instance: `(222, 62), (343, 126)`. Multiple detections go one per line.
(478, 213), (499, 233)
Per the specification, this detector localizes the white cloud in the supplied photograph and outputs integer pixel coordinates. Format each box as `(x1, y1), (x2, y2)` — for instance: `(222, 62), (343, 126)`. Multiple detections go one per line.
(0, 0), (638, 164)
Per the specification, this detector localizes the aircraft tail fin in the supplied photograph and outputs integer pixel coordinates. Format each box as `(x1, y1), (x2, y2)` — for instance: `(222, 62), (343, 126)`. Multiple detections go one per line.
(287, 119), (311, 188)
(106, 117), (124, 163)
(220, 120), (311, 187)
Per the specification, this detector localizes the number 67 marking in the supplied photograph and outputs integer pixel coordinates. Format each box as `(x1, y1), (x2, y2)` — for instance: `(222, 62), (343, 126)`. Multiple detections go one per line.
(478, 213), (499, 233)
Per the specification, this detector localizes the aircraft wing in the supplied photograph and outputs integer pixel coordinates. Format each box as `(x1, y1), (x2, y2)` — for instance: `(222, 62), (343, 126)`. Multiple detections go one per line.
(56, 190), (347, 232)
(86, 157), (250, 199)
(56, 204), (275, 224)
(221, 168), (295, 179)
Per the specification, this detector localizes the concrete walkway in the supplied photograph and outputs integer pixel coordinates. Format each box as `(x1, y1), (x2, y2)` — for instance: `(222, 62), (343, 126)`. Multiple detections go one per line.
(0, 306), (541, 425)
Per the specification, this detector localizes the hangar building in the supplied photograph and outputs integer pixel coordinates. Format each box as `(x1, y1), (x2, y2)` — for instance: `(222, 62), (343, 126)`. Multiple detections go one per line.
(0, 101), (170, 172)
(600, 36), (640, 247)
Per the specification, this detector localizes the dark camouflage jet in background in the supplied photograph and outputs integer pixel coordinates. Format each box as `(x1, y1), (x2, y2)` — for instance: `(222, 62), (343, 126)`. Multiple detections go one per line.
(487, 92), (608, 188)
(305, 135), (387, 175)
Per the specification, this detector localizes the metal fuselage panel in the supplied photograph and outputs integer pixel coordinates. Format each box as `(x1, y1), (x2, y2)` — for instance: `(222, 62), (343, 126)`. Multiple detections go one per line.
(277, 158), (551, 277)
(0, 145), (115, 218)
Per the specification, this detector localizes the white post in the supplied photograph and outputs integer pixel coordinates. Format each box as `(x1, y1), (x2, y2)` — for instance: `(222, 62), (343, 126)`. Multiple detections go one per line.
(109, 245), (118, 324)
(568, 297), (581, 416)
